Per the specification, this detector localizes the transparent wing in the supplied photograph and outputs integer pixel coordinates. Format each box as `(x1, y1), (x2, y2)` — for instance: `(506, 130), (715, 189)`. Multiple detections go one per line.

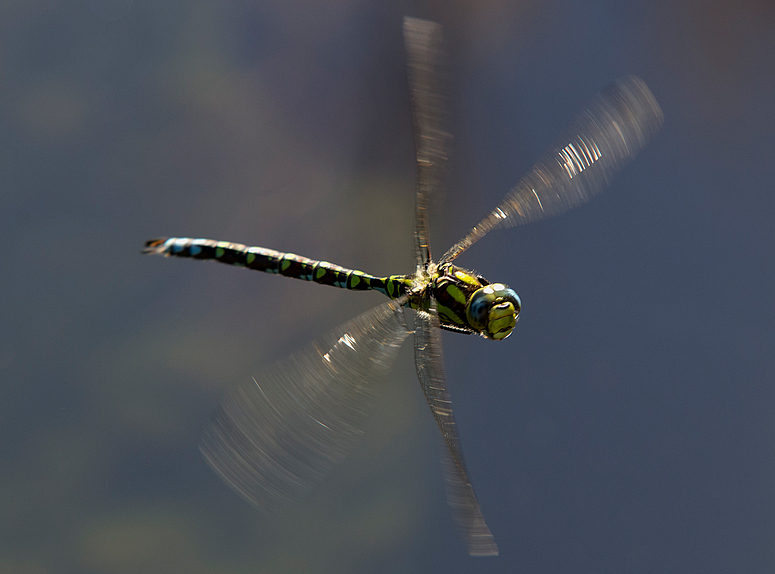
(200, 297), (410, 507)
(404, 17), (450, 270)
(441, 76), (663, 263)
(414, 304), (498, 556)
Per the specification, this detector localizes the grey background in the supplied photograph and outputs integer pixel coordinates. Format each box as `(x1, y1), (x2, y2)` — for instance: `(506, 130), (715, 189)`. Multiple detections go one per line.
(2, 1), (774, 572)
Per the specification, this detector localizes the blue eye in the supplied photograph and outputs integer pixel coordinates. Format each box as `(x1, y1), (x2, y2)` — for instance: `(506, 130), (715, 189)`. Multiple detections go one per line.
(467, 289), (493, 330)
(497, 286), (521, 314)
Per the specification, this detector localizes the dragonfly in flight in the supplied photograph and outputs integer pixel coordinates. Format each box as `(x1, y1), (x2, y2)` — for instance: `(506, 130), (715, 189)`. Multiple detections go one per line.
(144, 17), (662, 556)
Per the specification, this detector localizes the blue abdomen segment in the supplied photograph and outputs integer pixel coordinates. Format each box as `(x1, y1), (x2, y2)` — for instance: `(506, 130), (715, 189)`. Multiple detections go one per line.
(143, 237), (410, 299)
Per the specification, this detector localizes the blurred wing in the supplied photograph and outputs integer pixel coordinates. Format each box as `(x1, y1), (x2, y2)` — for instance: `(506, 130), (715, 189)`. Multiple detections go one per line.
(441, 76), (663, 263)
(200, 297), (410, 507)
(404, 17), (450, 270)
(414, 304), (498, 556)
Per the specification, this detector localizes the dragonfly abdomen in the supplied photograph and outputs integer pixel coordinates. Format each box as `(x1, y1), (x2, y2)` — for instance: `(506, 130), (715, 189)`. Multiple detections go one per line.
(143, 237), (410, 298)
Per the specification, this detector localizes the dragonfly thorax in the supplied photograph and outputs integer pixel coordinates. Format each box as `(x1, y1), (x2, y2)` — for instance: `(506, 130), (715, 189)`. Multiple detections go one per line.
(428, 263), (521, 340)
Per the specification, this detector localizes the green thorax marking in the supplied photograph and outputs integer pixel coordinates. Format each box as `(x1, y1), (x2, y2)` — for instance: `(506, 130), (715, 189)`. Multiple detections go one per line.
(400, 263), (489, 333)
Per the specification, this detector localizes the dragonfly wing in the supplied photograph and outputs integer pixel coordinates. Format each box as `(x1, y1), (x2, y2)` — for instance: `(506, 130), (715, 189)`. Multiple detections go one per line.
(404, 17), (450, 270)
(200, 297), (410, 508)
(413, 304), (499, 556)
(441, 76), (663, 263)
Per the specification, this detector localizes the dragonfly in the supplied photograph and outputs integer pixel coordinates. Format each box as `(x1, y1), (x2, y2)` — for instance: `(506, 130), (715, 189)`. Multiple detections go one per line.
(143, 17), (662, 556)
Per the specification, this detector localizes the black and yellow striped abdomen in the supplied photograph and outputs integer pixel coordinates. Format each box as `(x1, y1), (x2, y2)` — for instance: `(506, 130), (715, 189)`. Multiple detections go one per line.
(143, 237), (412, 299)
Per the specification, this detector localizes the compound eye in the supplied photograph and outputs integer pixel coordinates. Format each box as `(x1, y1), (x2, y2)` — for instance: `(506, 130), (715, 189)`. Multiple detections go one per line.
(498, 286), (521, 316)
(466, 288), (495, 331)
(466, 284), (521, 340)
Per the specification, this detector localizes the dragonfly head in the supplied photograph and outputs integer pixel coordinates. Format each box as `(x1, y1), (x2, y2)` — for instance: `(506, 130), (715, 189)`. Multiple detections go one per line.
(466, 284), (521, 340)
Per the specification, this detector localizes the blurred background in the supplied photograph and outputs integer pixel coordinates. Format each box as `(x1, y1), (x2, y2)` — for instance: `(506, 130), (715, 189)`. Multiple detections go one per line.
(2, 0), (774, 572)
